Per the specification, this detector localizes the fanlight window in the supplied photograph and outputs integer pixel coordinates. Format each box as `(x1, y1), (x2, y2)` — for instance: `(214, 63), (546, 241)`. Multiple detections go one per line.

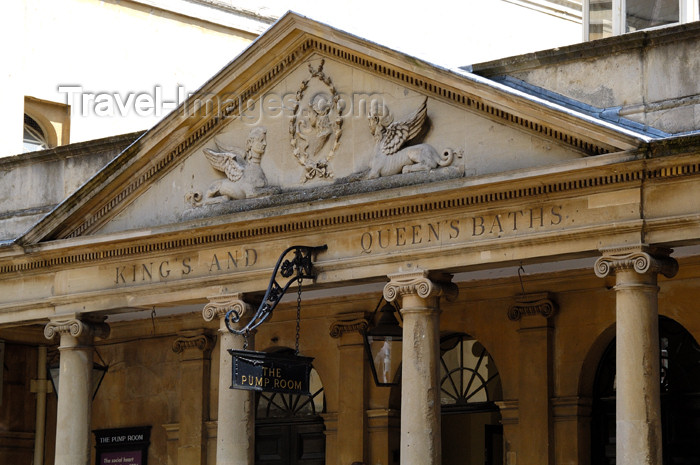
(23, 114), (49, 153)
(440, 334), (502, 410)
(257, 367), (324, 419)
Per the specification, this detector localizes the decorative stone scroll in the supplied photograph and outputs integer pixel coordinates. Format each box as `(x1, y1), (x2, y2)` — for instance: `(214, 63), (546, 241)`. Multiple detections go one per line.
(507, 292), (557, 321)
(202, 293), (253, 323)
(329, 318), (369, 338)
(44, 317), (110, 341)
(172, 333), (213, 354)
(290, 59), (344, 182)
(594, 245), (678, 279)
(383, 269), (458, 303)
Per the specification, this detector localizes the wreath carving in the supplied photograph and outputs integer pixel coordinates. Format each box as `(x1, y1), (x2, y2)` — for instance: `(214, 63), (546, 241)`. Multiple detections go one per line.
(289, 59), (343, 182)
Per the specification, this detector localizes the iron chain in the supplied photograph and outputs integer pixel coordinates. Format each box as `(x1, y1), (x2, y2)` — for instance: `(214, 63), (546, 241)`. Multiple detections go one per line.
(295, 276), (302, 354)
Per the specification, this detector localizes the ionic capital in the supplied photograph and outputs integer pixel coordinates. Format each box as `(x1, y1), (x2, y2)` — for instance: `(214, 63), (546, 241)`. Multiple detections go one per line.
(329, 318), (369, 338)
(383, 269), (458, 303)
(202, 292), (252, 322)
(594, 245), (678, 279)
(507, 292), (557, 321)
(44, 316), (110, 341)
(172, 333), (214, 354)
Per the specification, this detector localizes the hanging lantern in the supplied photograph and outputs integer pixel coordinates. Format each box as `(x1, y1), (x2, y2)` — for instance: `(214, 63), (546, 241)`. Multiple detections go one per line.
(363, 302), (402, 387)
(48, 350), (108, 401)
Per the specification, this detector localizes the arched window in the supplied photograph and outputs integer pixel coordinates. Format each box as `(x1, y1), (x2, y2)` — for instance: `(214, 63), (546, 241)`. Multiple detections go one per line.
(592, 316), (700, 464)
(256, 366), (324, 419)
(23, 114), (49, 153)
(440, 333), (503, 465)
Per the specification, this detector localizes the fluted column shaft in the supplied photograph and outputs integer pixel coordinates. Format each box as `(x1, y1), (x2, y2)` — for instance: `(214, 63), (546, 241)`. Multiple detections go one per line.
(203, 294), (255, 465)
(44, 317), (109, 465)
(595, 246), (678, 465)
(384, 270), (456, 465)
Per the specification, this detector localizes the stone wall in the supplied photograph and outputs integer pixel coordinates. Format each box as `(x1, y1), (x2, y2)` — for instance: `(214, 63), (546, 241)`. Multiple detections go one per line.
(471, 22), (700, 134)
(0, 132), (141, 241)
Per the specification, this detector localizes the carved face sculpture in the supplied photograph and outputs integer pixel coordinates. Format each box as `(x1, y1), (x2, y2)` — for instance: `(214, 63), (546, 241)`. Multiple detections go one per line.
(310, 94), (331, 116)
(368, 101), (392, 139)
(247, 127), (267, 161)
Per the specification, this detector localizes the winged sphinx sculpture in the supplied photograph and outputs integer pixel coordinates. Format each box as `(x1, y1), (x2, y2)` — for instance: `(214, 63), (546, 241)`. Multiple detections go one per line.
(203, 127), (269, 200)
(367, 97), (454, 179)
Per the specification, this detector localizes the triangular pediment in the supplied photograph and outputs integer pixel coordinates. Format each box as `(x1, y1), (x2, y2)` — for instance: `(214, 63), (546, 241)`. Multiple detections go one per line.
(20, 12), (648, 244)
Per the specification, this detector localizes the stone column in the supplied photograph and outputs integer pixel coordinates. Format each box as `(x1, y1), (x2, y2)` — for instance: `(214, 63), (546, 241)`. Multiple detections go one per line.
(595, 245), (678, 465)
(172, 331), (214, 465)
(329, 316), (369, 465)
(203, 293), (255, 465)
(508, 292), (557, 465)
(44, 317), (109, 465)
(384, 269), (457, 465)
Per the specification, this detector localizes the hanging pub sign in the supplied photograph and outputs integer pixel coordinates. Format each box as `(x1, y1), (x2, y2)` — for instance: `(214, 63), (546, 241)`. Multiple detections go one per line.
(229, 349), (314, 395)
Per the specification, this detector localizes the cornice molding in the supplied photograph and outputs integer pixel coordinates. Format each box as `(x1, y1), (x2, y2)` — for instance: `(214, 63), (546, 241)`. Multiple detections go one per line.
(5, 153), (700, 277)
(495, 399), (519, 425)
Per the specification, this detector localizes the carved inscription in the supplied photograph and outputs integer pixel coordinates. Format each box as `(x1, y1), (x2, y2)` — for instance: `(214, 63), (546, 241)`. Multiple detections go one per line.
(109, 205), (568, 287)
(114, 248), (257, 285)
(359, 206), (563, 254)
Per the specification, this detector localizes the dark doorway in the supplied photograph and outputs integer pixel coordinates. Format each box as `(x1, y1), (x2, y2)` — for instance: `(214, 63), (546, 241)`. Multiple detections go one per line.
(255, 351), (325, 465)
(256, 417), (325, 465)
(485, 424), (504, 465)
(440, 334), (504, 465)
(591, 316), (700, 465)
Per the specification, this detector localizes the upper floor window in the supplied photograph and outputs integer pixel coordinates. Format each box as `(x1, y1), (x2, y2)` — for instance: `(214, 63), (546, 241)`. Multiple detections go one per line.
(23, 114), (49, 153)
(586, 0), (699, 39)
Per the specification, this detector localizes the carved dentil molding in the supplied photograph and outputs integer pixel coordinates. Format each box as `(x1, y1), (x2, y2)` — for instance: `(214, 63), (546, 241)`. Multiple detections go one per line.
(329, 318), (369, 338)
(172, 334), (214, 354)
(507, 292), (557, 321)
(383, 269), (458, 303)
(202, 293), (252, 322)
(44, 317), (110, 340)
(594, 245), (678, 279)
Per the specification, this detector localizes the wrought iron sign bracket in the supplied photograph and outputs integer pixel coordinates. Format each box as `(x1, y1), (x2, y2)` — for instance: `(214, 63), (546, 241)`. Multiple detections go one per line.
(224, 245), (327, 337)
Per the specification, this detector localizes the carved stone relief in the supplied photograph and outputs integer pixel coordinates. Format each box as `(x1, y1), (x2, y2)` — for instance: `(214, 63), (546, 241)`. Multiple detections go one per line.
(185, 61), (465, 209)
(366, 97), (457, 179)
(187, 126), (279, 205)
(289, 59), (344, 182)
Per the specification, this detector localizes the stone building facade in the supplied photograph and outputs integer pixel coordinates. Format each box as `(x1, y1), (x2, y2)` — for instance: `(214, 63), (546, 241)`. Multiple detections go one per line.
(2, 13), (700, 465)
